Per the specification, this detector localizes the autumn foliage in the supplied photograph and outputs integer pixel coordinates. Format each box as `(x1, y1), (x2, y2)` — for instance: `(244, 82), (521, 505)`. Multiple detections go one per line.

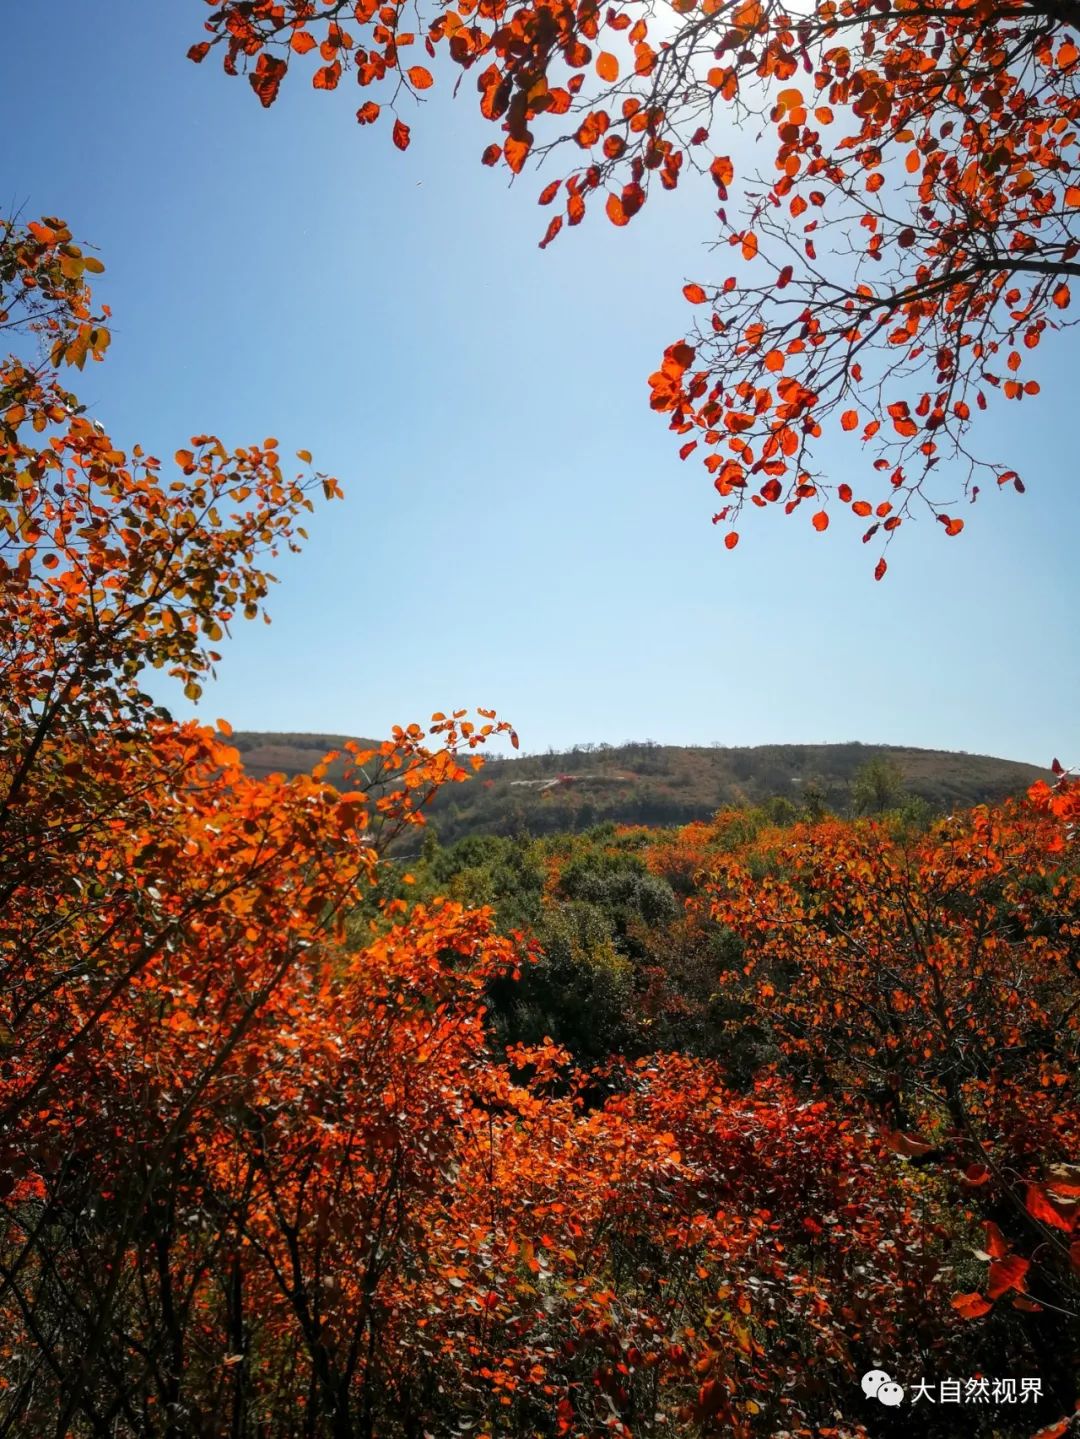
(2, 215), (1078, 1435)
(186, 0), (1080, 571)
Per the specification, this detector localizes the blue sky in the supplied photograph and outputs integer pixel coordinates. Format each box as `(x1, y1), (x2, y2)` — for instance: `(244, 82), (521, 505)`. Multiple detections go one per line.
(3, 2), (1076, 766)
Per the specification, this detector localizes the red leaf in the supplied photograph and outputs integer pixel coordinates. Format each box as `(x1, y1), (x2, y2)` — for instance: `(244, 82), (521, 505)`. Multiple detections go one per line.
(951, 1292), (992, 1319)
(393, 119), (411, 150)
(683, 283), (708, 304)
(724, 531), (739, 550)
(539, 215), (563, 249)
(1026, 1182), (1080, 1232)
(811, 510), (829, 532)
(874, 557), (887, 581)
(987, 1255), (1029, 1299)
(984, 1221), (1010, 1258)
(1030, 1422), (1070, 1439)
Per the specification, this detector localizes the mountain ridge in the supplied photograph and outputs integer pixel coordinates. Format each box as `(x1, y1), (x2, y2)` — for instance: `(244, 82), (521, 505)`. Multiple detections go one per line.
(225, 732), (1050, 842)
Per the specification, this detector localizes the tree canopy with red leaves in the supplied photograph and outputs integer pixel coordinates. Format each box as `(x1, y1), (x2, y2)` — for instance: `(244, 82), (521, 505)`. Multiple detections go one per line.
(187, 0), (1080, 572)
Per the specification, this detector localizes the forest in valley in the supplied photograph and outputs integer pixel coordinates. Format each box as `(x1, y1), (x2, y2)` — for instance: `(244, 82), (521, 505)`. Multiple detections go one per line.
(3, 0), (1080, 1436)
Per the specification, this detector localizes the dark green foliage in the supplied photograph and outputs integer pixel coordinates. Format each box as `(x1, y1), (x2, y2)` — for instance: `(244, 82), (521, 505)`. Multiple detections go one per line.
(399, 826), (753, 1071)
(850, 755), (908, 814)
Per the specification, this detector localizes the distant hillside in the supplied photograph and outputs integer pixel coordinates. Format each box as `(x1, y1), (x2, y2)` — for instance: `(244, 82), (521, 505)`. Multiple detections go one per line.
(226, 733), (1050, 843)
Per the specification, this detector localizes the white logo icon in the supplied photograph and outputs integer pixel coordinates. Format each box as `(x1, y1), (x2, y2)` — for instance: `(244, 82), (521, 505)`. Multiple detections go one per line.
(862, 1369), (905, 1406)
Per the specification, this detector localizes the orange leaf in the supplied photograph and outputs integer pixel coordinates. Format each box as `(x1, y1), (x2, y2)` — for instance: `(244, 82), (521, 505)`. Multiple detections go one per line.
(840, 409), (858, 431)
(683, 283), (708, 304)
(1030, 1422), (1070, 1439)
(504, 136), (530, 174)
(596, 51), (619, 81)
(811, 510), (828, 532)
(741, 232), (758, 261)
(951, 1292), (992, 1319)
(291, 30), (317, 53)
(407, 65), (434, 89)
(250, 54), (287, 108)
(884, 1130), (934, 1158)
(710, 155), (734, 187)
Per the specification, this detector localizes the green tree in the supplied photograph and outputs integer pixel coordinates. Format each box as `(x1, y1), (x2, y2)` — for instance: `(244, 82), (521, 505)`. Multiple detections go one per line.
(851, 756), (907, 815)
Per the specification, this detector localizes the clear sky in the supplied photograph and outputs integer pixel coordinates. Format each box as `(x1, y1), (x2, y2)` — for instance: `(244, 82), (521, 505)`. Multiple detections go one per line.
(3, 2), (1076, 766)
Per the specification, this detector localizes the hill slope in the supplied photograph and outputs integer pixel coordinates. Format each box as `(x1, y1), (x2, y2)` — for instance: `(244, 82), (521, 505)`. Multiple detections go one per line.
(227, 733), (1049, 842)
